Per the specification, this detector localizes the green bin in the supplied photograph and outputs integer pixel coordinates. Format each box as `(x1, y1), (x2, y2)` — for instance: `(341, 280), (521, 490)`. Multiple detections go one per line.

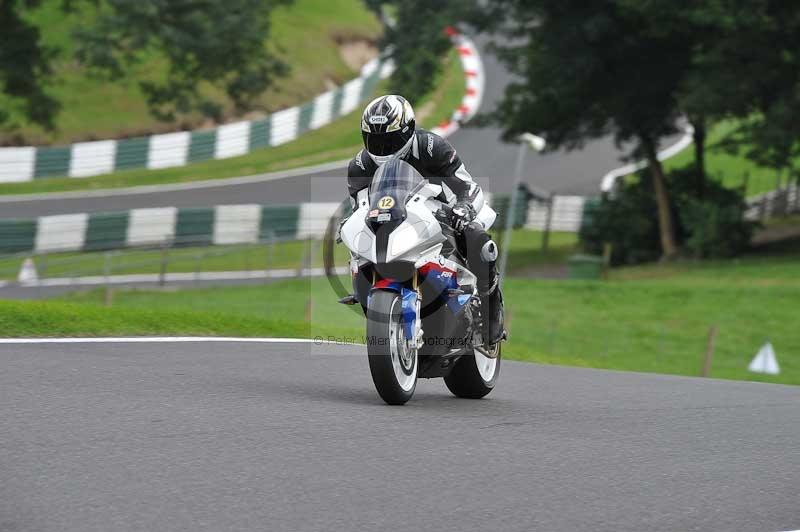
(567, 254), (605, 280)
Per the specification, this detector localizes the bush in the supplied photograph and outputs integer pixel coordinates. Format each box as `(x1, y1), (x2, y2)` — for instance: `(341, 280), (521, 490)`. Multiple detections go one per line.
(580, 166), (756, 265)
(671, 167), (756, 258)
(579, 177), (664, 266)
(680, 199), (754, 258)
(493, 185), (534, 230)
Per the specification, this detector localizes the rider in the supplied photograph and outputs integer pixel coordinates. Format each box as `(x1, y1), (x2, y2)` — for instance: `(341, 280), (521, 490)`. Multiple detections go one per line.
(347, 94), (505, 345)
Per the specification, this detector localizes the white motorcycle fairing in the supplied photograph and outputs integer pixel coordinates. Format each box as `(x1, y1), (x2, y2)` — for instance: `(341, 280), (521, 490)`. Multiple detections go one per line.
(340, 181), (448, 266)
(340, 170), (488, 359)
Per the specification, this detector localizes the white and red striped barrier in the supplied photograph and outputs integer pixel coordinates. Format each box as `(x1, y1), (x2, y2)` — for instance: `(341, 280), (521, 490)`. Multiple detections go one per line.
(431, 28), (486, 138)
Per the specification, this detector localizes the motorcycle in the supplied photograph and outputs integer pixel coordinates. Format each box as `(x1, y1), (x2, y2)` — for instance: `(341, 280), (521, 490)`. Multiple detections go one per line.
(338, 158), (502, 405)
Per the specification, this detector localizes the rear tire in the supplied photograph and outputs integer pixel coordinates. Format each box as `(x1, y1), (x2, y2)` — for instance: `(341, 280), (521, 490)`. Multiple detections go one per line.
(367, 290), (417, 405)
(444, 344), (501, 399)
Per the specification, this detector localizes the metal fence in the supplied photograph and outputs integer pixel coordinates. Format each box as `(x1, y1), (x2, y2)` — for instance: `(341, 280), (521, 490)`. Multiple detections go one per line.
(0, 202), (342, 290)
(745, 180), (800, 221)
(0, 235), (346, 291)
(524, 195), (588, 232)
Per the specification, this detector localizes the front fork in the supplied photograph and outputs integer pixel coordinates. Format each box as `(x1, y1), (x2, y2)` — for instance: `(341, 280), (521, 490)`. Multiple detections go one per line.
(369, 269), (423, 349)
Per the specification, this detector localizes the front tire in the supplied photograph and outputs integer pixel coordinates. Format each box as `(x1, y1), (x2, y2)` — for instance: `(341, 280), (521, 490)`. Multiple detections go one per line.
(444, 344), (501, 399)
(367, 290), (417, 405)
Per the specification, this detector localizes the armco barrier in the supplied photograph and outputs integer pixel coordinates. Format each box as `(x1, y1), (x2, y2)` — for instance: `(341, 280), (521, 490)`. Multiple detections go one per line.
(0, 59), (392, 183)
(525, 196), (590, 232)
(0, 204), (322, 254)
(745, 181), (800, 221)
(0, 193), (592, 256)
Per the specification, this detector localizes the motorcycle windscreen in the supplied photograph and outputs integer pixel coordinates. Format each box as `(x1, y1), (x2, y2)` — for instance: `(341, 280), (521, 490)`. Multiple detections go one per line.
(366, 158), (425, 225)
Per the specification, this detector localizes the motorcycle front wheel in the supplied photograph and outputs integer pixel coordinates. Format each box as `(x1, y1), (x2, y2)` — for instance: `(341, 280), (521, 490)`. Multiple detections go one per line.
(366, 290), (418, 405)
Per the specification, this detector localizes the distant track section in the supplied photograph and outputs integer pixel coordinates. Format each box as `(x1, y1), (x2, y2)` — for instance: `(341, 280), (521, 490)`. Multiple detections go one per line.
(0, 59), (391, 183)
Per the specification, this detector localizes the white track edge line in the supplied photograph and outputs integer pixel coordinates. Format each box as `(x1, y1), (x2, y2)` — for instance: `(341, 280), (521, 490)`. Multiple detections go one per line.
(600, 125), (695, 192)
(4, 266), (348, 289)
(0, 337), (320, 344)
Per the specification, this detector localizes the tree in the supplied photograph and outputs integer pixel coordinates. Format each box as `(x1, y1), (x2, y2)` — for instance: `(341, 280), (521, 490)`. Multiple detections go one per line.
(482, 0), (697, 258)
(0, 0), (59, 131)
(74, 0), (291, 121)
(0, 0), (291, 133)
(668, 1), (800, 185)
(702, 1), (800, 173)
(367, 0), (465, 103)
(618, 1), (726, 192)
(478, 0), (800, 262)
(661, 1), (800, 181)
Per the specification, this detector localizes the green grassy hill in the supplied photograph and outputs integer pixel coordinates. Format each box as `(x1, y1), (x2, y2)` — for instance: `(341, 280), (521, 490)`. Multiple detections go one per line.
(1, 0), (381, 146)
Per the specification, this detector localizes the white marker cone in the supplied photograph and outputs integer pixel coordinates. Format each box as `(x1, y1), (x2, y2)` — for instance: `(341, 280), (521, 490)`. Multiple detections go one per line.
(748, 342), (780, 375)
(17, 257), (38, 284)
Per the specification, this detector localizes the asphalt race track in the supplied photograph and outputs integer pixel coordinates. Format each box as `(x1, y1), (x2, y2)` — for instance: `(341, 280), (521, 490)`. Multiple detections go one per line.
(0, 37), (663, 219)
(1, 340), (798, 532)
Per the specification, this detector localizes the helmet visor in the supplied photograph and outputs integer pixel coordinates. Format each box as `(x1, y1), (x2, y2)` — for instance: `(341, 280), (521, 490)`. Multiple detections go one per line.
(362, 130), (410, 157)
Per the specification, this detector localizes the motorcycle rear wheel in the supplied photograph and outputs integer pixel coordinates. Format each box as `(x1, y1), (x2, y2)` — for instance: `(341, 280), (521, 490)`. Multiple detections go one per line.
(444, 344), (501, 399)
(366, 290), (418, 405)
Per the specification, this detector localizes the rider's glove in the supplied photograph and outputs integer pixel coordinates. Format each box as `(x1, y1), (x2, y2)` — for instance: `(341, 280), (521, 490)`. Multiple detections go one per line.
(451, 201), (476, 233)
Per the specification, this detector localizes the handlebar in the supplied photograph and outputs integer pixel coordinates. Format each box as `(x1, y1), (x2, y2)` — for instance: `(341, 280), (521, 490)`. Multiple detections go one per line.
(435, 204), (458, 232)
(435, 204), (453, 225)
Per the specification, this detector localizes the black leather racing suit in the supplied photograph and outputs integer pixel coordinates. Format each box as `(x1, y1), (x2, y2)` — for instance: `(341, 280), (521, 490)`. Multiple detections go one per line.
(348, 129), (474, 206)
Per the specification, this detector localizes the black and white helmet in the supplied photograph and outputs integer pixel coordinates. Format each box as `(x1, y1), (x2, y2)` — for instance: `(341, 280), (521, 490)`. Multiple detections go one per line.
(361, 95), (416, 164)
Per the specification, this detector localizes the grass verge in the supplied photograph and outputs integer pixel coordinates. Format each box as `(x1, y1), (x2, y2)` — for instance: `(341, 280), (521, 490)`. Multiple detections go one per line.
(0, 298), (319, 339)
(1, 243), (795, 386)
(2, 0), (381, 145)
(37, 262), (799, 386)
(0, 48), (465, 196)
(0, 229), (557, 281)
(0, 239), (352, 280)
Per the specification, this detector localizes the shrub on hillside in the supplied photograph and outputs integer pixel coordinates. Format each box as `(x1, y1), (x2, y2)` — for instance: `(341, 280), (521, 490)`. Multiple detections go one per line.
(580, 166), (756, 265)
(579, 177), (665, 265)
(680, 198), (754, 258)
(670, 166), (756, 258)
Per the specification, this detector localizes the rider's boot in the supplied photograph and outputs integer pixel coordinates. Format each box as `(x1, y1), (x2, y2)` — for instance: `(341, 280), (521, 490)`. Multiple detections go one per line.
(479, 273), (505, 346)
(463, 222), (506, 346)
